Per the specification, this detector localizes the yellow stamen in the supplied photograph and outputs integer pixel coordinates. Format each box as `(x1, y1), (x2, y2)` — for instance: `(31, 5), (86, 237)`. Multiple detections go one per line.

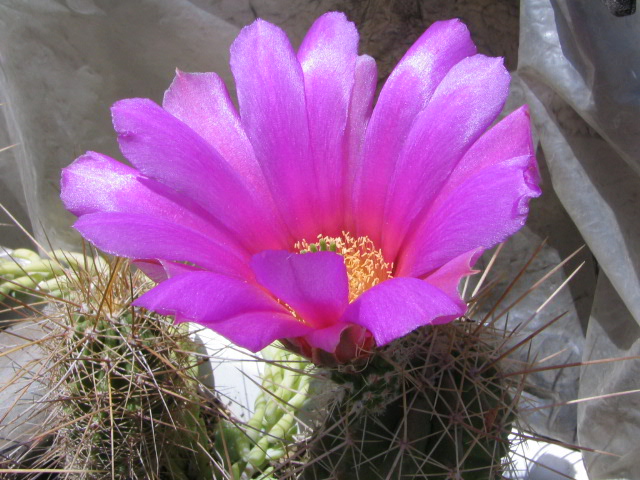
(295, 232), (393, 302)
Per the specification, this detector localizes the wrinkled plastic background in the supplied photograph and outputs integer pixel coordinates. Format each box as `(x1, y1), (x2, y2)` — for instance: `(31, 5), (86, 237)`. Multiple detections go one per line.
(518, 2), (640, 478)
(0, 1), (638, 478)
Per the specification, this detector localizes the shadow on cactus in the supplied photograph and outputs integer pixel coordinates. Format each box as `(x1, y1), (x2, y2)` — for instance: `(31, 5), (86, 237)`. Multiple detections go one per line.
(0, 248), (224, 479)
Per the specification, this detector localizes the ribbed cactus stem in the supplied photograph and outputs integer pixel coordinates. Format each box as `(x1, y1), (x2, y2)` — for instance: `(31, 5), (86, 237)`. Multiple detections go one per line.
(0, 248), (108, 301)
(1, 275), (40, 296)
(8, 248), (41, 262)
(224, 347), (311, 477)
(246, 400), (268, 443)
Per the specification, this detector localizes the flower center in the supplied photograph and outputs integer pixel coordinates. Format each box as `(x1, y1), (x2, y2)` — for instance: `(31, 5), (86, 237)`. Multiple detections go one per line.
(295, 232), (393, 302)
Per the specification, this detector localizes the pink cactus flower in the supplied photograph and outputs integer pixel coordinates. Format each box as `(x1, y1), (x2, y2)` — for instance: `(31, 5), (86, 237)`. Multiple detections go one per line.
(61, 12), (539, 364)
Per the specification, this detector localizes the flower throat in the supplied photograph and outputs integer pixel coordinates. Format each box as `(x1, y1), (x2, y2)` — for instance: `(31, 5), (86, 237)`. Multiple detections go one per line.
(295, 232), (393, 302)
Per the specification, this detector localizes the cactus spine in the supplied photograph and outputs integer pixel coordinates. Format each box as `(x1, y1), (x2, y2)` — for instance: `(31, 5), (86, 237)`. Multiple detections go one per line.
(298, 322), (519, 479)
(1, 252), (223, 479)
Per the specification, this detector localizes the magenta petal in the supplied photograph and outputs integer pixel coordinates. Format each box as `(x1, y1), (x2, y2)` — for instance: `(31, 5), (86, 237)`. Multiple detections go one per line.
(398, 156), (541, 278)
(112, 98), (289, 251)
(423, 248), (483, 309)
(251, 250), (349, 329)
(61, 152), (195, 219)
(341, 277), (464, 346)
(439, 106), (536, 201)
(133, 260), (167, 282)
(75, 212), (251, 279)
(61, 152), (142, 217)
(382, 54), (510, 260)
(133, 260), (202, 283)
(210, 312), (314, 352)
(134, 271), (282, 318)
(352, 19), (476, 245)
(162, 71), (274, 200)
(158, 261), (201, 278)
(343, 54), (377, 230)
(230, 19), (318, 241)
(297, 12), (359, 235)
(301, 322), (352, 354)
(133, 271), (311, 352)
(61, 151), (245, 253)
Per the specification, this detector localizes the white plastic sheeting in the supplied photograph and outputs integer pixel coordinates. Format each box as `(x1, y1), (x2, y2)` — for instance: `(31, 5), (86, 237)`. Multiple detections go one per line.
(519, 2), (640, 478)
(0, 0), (242, 248)
(0, 1), (638, 478)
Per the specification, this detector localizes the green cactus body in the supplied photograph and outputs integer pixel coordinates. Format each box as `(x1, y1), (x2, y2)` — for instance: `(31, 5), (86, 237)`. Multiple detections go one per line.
(41, 259), (222, 479)
(57, 309), (216, 478)
(301, 322), (516, 479)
